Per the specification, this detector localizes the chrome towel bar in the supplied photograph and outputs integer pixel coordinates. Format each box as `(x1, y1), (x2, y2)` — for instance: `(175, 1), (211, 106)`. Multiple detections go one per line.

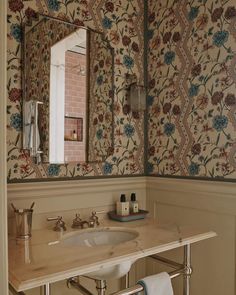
(111, 244), (192, 295)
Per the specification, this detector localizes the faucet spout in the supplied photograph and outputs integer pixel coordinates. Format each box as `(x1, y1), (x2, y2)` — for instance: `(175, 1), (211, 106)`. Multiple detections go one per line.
(81, 221), (89, 228)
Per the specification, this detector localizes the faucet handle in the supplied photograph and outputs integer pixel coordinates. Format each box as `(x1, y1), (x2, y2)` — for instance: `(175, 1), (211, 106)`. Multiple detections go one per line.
(89, 211), (100, 228)
(47, 216), (66, 231)
(71, 213), (83, 229)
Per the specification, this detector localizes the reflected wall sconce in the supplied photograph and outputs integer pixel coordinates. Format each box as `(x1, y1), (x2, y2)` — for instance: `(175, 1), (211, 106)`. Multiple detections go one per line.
(51, 63), (86, 76)
(73, 63), (86, 76)
(126, 74), (146, 111)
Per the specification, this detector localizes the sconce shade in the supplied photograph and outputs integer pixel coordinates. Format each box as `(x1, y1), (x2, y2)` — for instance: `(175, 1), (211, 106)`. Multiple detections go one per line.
(130, 83), (146, 111)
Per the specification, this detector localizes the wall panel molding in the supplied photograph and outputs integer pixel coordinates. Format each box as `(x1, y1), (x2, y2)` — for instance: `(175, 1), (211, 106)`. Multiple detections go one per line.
(8, 177), (147, 200)
(146, 176), (236, 295)
(7, 177), (147, 223)
(147, 177), (236, 215)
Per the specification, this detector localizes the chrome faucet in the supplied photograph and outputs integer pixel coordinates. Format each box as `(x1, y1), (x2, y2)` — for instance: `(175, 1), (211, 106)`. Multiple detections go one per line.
(71, 212), (100, 229)
(71, 214), (89, 229)
(88, 211), (100, 228)
(47, 216), (66, 231)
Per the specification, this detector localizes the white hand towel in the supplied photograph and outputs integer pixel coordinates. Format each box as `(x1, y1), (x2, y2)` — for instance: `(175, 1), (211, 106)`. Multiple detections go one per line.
(137, 272), (174, 295)
(23, 100), (34, 149)
(23, 100), (41, 153)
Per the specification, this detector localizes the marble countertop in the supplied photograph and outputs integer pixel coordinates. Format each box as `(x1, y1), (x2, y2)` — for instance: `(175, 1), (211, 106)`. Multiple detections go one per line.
(8, 218), (216, 292)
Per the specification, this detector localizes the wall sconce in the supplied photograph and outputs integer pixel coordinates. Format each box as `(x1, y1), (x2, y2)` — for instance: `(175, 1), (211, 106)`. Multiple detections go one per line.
(126, 74), (146, 111)
(129, 83), (146, 111)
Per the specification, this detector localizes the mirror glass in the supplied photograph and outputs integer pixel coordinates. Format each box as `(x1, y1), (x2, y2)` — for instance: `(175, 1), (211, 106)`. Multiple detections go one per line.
(23, 14), (114, 164)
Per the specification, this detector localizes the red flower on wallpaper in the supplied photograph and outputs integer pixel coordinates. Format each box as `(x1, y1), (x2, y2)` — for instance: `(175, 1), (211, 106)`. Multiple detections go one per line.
(8, 88), (22, 103)
(9, 0), (24, 13)
(25, 7), (37, 19)
(20, 164), (31, 174)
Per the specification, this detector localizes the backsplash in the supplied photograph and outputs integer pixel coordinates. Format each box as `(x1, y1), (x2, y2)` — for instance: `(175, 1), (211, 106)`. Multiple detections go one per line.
(147, 0), (236, 179)
(7, 0), (144, 181)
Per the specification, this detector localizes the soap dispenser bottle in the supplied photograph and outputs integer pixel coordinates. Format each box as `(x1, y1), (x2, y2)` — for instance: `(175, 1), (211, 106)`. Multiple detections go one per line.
(130, 193), (139, 213)
(116, 194), (130, 216)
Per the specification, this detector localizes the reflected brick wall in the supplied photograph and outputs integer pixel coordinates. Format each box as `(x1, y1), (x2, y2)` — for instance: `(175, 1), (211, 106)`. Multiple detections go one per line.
(64, 51), (86, 162)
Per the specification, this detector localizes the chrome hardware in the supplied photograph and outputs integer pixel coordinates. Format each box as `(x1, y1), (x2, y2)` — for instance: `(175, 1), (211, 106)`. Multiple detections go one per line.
(47, 216), (66, 231)
(111, 244), (192, 295)
(68, 243), (192, 295)
(72, 211), (100, 229)
(88, 211), (100, 228)
(11, 203), (34, 240)
(71, 214), (83, 228)
(67, 277), (93, 295)
(71, 214), (89, 229)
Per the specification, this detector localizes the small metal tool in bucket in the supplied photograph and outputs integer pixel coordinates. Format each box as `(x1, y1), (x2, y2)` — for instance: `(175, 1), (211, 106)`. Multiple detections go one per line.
(11, 202), (35, 240)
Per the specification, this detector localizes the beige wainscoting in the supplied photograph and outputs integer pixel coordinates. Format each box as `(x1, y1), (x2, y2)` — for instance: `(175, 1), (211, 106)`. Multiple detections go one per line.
(8, 177), (147, 232)
(146, 177), (236, 295)
(8, 177), (147, 295)
(9, 176), (236, 295)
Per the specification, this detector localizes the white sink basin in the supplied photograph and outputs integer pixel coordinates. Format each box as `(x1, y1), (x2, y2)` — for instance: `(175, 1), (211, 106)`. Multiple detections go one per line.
(61, 227), (139, 280)
(61, 228), (138, 247)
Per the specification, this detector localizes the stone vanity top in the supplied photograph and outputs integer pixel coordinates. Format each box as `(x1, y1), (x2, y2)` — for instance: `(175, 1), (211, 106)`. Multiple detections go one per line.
(8, 218), (216, 292)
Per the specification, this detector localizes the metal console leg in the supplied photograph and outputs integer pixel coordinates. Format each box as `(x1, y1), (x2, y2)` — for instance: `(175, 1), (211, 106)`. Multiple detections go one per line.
(40, 283), (51, 295)
(95, 280), (107, 295)
(183, 244), (192, 295)
(125, 272), (130, 289)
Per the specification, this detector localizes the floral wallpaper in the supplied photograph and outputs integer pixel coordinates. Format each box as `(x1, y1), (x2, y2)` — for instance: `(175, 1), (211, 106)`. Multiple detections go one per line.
(7, 0), (144, 181)
(147, 0), (236, 179)
(88, 30), (114, 162)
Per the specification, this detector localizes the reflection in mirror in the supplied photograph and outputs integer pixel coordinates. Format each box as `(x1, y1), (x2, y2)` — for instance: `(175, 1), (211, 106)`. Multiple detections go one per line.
(50, 27), (87, 163)
(23, 14), (114, 164)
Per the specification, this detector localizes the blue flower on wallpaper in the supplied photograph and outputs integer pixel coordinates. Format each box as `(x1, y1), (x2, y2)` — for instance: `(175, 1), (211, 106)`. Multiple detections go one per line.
(47, 164), (60, 176)
(188, 7), (199, 21)
(10, 113), (22, 131)
(147, 162), (154, 173)
(10, 24), (22, 43)
(124, 124), (135, 138)
(164, 51), (175, 65)
(188, 162), (200, 176)
(212, 115), (228, 132)
(164, 122), (175, 137)
(213, 30), (229, 47)
(102, 16), (112, 29)
(188, 84), (199, 97)
(147, 95), (154, 106)
(97, 75), (103, 85)
(47, 0), (60, 11)
(96, 129), (103, 140)
(123, 55), (134, 69)
(103, 162), (113, 174)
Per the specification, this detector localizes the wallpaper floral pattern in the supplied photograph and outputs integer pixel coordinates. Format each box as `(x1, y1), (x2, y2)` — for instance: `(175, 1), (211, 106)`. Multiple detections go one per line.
(7, 0), (144, 180)
(148, 0), (236, 179)
(88, 30), (114, 162)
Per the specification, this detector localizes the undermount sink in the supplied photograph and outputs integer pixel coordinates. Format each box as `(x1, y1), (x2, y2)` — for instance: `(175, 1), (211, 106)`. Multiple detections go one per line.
(61, 227), (139, 247)
(60, 227), (139, 280)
